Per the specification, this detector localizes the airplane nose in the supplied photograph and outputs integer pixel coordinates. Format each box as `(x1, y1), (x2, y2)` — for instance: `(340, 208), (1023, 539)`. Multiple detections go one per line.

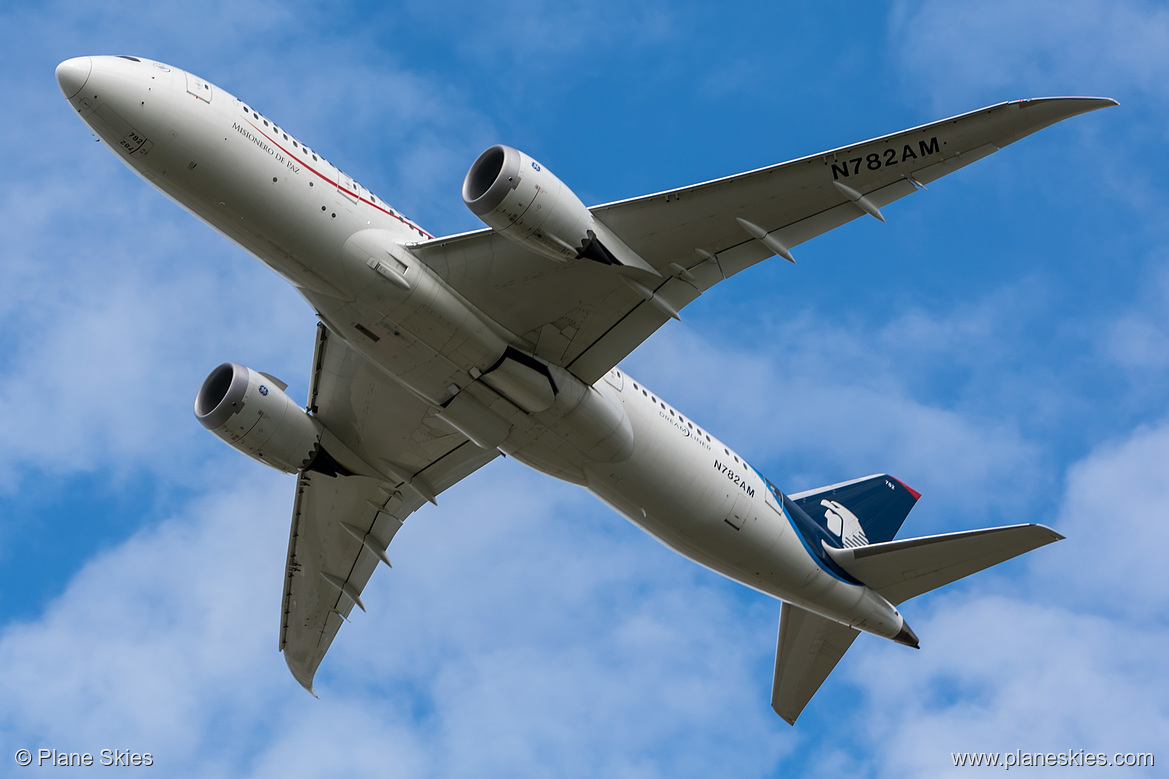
(56, 57), (92, 99)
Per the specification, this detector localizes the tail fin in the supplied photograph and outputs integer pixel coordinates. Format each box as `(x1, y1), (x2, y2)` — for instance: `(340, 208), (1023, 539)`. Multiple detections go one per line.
(824, 523), (1064, 605)
(789, 473), (920, 546)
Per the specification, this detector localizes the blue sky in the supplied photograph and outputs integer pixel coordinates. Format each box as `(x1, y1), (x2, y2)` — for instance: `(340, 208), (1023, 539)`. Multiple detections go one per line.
(2, 0), (1167, 775)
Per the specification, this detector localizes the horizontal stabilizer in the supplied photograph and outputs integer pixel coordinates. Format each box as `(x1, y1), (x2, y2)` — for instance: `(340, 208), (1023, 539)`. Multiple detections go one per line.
(771, 603), (860, 725)
(823, 523), (1063, 605)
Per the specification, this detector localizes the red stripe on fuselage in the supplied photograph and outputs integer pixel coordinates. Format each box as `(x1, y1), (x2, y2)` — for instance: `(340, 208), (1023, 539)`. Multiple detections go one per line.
(242, 117), (433, 239)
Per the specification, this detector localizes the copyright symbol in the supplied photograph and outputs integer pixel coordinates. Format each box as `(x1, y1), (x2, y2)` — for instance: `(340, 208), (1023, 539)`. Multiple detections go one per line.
(15, 749), (32, 766)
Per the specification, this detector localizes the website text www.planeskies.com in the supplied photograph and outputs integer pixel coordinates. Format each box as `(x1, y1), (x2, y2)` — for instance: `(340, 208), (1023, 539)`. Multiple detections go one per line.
(952, 749), (1154, 770)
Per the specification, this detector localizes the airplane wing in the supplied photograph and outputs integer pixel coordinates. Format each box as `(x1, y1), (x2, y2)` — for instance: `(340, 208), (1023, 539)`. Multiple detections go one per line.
(413, 97), (1116, 383)
(280, 324), (499, 691)
(772, 602), (861, 725)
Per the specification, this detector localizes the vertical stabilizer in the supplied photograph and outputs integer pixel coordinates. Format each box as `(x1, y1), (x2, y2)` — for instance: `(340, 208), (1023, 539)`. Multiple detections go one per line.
(789, 474), (920, 546)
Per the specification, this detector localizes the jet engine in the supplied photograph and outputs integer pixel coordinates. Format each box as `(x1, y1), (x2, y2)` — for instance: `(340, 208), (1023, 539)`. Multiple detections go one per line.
(194, 362), (321, 474)
(462, 144), (654, 272)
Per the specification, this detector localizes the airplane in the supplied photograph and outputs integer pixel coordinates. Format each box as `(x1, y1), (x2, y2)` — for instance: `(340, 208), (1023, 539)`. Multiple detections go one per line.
(55, 55), (1115, 724)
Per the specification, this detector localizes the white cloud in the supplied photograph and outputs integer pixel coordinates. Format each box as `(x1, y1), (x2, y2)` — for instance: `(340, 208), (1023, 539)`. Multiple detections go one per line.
(802, 416), (1169, 776)
(0, 464), (794, 778)
(1098, 262), (1169, 393)
(0, 204), (309, 490)
(891, 0), (1169, 109)
(0, 473), (292, 758)
(839, 594), (1168, 776)
(1035, 417), (1169, 618)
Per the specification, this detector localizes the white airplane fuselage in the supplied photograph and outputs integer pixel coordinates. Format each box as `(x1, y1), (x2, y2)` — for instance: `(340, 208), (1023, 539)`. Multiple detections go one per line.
(57, 56), (912, 643)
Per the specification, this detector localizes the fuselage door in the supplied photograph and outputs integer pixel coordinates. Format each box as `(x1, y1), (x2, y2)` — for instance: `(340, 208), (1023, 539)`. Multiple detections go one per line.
(338, 170), (360, 202)
(185, 71), (213, 103)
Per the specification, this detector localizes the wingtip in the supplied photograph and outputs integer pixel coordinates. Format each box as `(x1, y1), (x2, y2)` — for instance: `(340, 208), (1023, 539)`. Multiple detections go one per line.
(284, 651), (321, 697)
(1029, 523), (1066, 543)
(772, 704), (798, 726)
(1078, 96), (1120, 111)
(1020, 96), (1121, 117)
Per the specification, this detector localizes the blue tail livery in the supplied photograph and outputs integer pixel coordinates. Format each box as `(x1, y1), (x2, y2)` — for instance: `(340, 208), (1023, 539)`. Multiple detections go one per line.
(789, 473), (921, 546)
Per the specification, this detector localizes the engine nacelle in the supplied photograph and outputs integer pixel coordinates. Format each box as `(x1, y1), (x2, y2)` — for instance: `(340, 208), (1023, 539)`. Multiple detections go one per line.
(194, 362), (321, 474)
(463, 144), (654, 272)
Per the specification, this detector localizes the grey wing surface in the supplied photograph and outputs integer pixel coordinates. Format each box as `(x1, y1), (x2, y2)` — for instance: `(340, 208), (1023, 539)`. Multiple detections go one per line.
(280, 324), (498, 691)
(413, 97), (1115, 384)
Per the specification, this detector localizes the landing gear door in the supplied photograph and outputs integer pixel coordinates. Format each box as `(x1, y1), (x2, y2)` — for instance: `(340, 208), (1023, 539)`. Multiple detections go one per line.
(186, 72), (213, 103)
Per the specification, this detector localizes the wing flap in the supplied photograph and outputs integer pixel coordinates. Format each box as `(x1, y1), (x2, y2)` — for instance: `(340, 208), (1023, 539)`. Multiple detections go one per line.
(823, 523), (1064, 605)
(772, 603), (860, 725)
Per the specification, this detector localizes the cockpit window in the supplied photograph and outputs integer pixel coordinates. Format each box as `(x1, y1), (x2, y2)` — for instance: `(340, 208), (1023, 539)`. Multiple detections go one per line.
(117, 56), (142, 62)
